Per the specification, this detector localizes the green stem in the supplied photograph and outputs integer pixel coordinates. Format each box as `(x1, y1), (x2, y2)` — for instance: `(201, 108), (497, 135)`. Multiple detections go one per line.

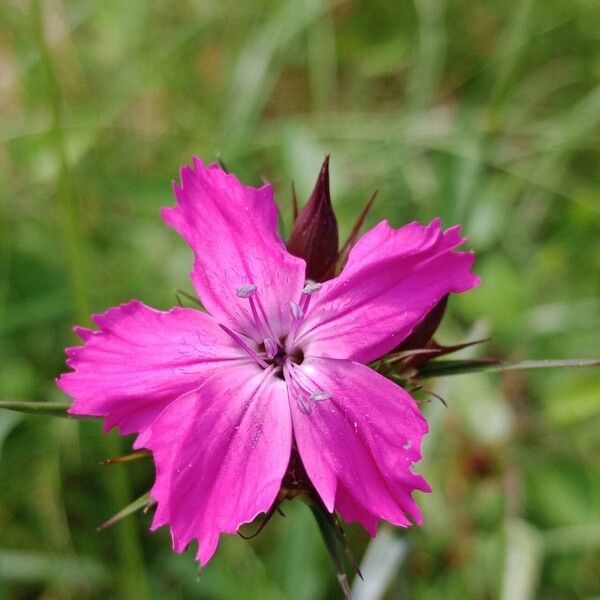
(31, 3), (87, 324)
(0, 400), (70, 417)
(309, 501), (355, 600)
(418, 358), (600, 378)
(31, 2), (147, 597)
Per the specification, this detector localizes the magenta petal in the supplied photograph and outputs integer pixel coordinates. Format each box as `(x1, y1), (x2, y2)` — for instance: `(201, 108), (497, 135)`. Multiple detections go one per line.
(291, 357), (430, 532)
(142, 364), (292, 565)
(57, 300), (248, 436)
(294, 219), (480, 363)
(162, 158), (306, 340)
(334, 484), (381, 536)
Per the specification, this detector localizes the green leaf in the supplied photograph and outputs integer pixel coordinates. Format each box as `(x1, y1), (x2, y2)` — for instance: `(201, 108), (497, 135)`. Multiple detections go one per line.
(0, 400), (70, 417)
(98, 492), (152, 531)
(418, 358), (600, 378)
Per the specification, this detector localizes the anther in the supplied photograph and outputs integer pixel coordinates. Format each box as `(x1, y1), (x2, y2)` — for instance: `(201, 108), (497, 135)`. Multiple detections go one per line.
(299, 280), (321, 315)
(264, 338), (278, 360)
(289, 301), (304, 320)
(296, 395), (313, 415)
(302, 280), (322, 295)
(235, 284), (257, 298)
(235, 284), (277, 341)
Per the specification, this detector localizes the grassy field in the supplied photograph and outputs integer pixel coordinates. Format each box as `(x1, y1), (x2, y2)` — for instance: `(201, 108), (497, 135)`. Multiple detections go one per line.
(1, 0), (599, 598)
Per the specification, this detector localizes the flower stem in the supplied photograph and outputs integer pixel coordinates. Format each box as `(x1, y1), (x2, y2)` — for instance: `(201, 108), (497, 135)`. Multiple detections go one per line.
(309, 498), (362, 600)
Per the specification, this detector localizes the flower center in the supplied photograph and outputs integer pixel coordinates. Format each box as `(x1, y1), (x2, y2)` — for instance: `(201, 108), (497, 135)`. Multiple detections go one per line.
(219, 280), (330, 414)
(231, 280), (320, 367)
(254, 340), (300, 372)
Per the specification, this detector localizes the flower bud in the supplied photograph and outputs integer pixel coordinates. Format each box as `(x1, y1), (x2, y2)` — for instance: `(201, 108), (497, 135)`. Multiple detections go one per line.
(287, 156), (339, 282)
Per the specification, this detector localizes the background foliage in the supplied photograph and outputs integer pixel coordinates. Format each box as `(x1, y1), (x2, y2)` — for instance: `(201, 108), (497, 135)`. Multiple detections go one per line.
(1, 0), (599, 598)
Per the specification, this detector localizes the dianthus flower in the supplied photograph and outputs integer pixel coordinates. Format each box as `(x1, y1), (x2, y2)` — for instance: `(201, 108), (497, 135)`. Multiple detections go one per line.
(58, 157), (479, 565)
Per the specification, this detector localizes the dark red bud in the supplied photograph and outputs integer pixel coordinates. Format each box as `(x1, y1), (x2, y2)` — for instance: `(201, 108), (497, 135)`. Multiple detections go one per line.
(287, 156), (339, 282)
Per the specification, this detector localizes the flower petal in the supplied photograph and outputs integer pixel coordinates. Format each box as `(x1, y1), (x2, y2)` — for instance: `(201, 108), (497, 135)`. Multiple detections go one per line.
(57, 300), (248, 437)
(293, 219), (480, 363)
(142, 364), (292, 565)
(290, 357), (430, 532)
(162, 158), (306, 340)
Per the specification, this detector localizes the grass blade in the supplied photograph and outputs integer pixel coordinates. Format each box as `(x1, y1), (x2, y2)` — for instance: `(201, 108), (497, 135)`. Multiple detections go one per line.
(102, 451), (151, 465)
(98, 493), (152, 531)
(501, 520), (544, 600)
(0, 400), (70, 418)
(352, 527), (407, 600)
(0, 550), (107, 586)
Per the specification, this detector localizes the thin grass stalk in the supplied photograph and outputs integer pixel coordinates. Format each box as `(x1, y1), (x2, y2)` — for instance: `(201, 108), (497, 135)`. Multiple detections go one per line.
(31, 2), (147, 597)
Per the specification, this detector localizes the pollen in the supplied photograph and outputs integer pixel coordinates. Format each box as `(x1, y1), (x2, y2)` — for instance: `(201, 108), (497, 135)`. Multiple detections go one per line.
(235, 284), (257, 298)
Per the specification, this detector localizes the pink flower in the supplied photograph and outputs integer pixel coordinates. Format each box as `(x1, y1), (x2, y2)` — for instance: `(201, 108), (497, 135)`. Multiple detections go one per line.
(57, 157), (479, 565)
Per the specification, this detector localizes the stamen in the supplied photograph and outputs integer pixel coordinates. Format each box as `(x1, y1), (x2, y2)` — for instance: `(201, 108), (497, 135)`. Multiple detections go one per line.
(248, 295), (267, 337)
(218, 324), (270, 369)
(300, 280), (321, 313)
(286, 282), (323, 354)
(254, 294), (279, 341)
(296, 395), (313, 415)
(235, 284), (257, 298)
(287, 362), (314, 393)
(264, 337), (278, 359)
(302, 280), (322, 295)
(289, 301), (304, 320)
(235, 284), (278, 341)
(284, 362), (332, 415)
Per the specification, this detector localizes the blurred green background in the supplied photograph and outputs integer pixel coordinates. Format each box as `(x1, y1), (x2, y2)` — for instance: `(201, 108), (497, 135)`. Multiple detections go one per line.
(1, 0), (599, 598)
